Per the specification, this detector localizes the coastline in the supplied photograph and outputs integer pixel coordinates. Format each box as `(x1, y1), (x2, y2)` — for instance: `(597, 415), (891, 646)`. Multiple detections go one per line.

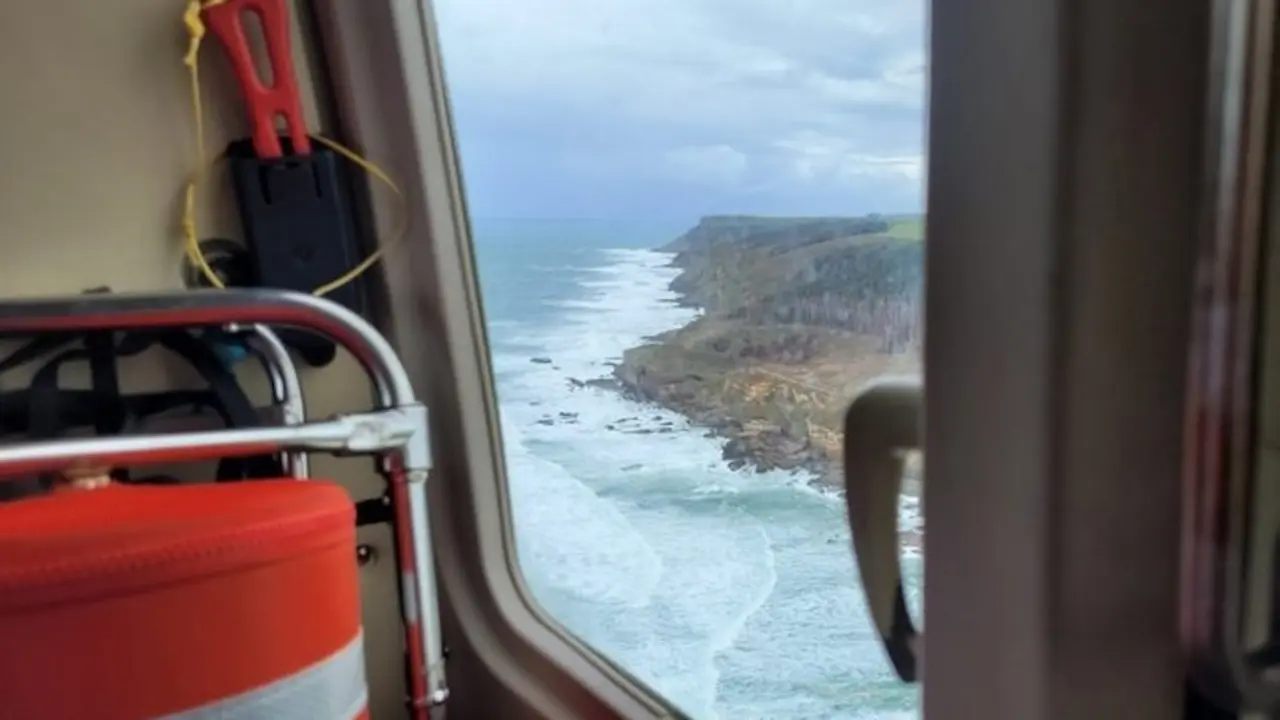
(591, 215), (924, 496)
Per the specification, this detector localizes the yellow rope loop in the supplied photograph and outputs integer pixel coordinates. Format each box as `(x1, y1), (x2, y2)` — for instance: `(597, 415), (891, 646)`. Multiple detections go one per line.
(183, 0), (226, 289)
(181, 0), (405, 296)
(182, 0), (224, 71)
(181, 1), (205, 68)
(308, 136), (406, 297)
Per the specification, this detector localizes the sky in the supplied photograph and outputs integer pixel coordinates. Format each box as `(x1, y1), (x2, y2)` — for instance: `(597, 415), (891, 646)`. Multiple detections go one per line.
(432, 0), (927, 221)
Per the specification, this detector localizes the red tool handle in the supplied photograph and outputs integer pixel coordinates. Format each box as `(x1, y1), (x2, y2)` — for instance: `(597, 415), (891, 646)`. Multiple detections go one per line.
(202, 0), (311, 158)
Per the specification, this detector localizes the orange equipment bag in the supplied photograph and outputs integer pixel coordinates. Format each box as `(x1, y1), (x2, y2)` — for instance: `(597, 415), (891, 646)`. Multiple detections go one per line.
(0, 479), (368, 720)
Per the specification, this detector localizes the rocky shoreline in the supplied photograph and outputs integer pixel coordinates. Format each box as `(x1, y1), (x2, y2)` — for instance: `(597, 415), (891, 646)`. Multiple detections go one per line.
(608, 362), (842, 485)
(592, 215), (925, 493)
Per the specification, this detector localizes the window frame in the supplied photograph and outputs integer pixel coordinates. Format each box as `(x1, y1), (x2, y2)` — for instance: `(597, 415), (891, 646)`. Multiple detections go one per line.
(310, 0), (1214, 717)
(924, 0), (1209, 716)
(310, 0), (681, 716)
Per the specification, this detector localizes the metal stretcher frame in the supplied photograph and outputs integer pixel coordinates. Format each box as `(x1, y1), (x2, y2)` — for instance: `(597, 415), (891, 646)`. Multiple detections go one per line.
(240, 323), (309, 478)
(0, 288), (448, 716)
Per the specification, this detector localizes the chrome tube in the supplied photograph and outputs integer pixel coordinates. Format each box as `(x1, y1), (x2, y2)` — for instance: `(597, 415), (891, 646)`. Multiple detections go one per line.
(0, 289), (414, 407)
(240, 323), (310, 478)
(407, 472), (448, 705)
(0, 409), (419, 478)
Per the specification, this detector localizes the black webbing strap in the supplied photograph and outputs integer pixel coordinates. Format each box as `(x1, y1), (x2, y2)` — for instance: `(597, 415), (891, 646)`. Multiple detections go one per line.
(86, 332), (124, 433)
(10, 329), (283, 483)
(26, 347), (100, 488)
(151, 331), (283, 481)
(0, 335), (75, 374)
(24, 341), (164, 441)
(28, 347), (89, 440)
(82, 287), (125, 438)
(0, 388), (211, 435)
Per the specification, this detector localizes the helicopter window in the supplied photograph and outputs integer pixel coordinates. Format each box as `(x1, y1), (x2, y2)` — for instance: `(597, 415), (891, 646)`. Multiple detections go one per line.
(431, 0), (928, 716)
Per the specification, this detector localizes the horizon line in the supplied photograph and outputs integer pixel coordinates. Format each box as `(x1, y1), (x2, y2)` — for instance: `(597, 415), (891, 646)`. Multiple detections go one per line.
(469, 211), (924, 223)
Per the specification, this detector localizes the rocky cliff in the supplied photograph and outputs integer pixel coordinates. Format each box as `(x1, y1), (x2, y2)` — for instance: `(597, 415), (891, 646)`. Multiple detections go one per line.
(612, 214), (924, 489)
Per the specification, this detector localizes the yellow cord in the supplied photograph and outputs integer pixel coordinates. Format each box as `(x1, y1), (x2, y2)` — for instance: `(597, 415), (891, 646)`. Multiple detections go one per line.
(182, 0), (404, 297)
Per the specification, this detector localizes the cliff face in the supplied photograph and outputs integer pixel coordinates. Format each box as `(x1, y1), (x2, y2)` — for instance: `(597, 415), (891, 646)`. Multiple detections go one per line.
(613, 215), (923, 488)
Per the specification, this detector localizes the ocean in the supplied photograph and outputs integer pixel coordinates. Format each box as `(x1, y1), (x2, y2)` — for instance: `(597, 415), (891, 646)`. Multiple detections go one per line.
(470, 218), (923, 720)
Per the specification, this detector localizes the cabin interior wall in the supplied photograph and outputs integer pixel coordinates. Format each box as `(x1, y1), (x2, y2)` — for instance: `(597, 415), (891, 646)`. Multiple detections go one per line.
(0, 2), (409, 717)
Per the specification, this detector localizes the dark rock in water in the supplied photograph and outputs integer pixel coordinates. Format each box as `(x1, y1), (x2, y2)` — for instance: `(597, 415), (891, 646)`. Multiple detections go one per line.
(536, 419), (554, 426)
(531, 357), (553, 364)
(728, 459), (747, 471)
(661, 421), (674, 427)
(558, 412), (578, 419)
(621, 463), (643, 471)
(652, 415), (663, 421)
(567, 378), (586, 389)
(585, 377), (620, 391)
(722, 437), (750, 460)
(658, 427), (674, 433)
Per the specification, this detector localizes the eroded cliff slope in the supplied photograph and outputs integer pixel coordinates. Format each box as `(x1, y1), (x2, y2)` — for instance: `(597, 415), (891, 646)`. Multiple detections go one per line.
(613, 215), (923, 488)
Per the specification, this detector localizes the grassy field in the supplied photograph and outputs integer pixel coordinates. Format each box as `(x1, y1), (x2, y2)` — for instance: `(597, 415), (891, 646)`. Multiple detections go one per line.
(886, 215), (925, 240)
(847, 215), (924, 246)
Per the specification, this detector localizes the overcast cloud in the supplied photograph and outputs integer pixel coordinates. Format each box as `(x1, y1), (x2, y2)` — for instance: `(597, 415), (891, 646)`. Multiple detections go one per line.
(433, 0), (927, 220)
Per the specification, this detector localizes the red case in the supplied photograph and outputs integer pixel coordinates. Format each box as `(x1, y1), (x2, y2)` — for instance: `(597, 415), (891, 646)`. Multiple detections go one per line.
(0, 480), (365, 719)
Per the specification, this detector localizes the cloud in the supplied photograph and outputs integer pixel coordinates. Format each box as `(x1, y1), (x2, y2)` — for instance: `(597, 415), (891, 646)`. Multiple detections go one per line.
(776, 130), (924, 183)
(433, 0), (927, 218)
(663, 145), (749, 186)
